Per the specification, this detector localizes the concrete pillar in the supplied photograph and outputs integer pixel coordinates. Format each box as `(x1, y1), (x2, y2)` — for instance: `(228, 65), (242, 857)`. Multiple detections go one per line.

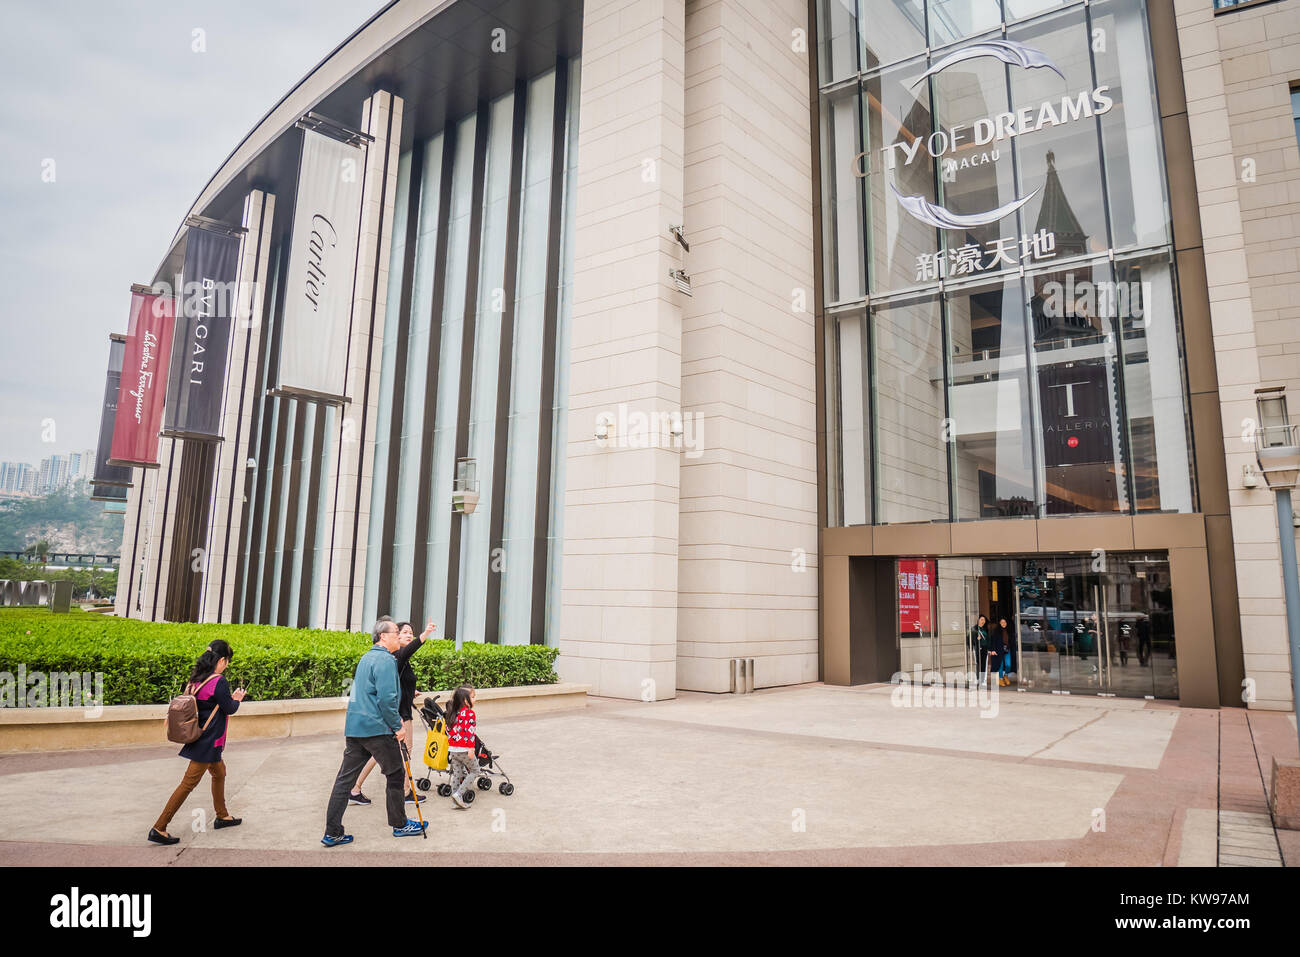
(114, 467), (143, 618)
(319, 89), (404, 631)
(557, 0), (687, 700)
(675, 0), (819, 691)
(200, 189), (276, 623)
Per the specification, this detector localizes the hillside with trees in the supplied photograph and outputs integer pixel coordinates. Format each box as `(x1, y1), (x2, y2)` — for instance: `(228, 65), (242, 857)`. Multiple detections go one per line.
(0, 483), (124, 555)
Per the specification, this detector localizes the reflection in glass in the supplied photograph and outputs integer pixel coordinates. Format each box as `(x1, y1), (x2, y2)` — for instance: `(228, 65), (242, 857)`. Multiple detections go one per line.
(1094, 0), (1171, 248)
(1008, 6), (1110, 255)
(1004, 0), (1070, 22)
(834, 310), (870, 524)
(1115, 252), (1194, 512)
(864, 61), (939, 293)
(859, 0), (926, 72)
(928, 0), (1001, 48)
(947, 278), (1037, 519)
(1029, 258), (1128, 514)
(821, 91), (867, 304)
(873, 295), (948, 522)
(817, 0), (859, 84)
(930, 45), (1018, 259)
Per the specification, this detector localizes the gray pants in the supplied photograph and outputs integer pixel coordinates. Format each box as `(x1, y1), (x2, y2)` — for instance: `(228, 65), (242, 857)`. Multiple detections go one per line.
(448, 750), (478, 798)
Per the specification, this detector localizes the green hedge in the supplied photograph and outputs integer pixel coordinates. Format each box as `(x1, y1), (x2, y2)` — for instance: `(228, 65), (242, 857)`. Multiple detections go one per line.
(0, 608), (558, 706)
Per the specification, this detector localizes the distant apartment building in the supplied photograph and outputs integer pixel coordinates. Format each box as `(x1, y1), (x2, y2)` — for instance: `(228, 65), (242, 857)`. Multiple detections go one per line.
(0, 462), (36, 495)
(2, 450), (98, 496)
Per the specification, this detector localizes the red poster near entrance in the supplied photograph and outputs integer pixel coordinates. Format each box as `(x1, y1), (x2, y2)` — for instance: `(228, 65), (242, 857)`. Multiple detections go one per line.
(108, 288), (175, 468)
(898, 560), (936, 635)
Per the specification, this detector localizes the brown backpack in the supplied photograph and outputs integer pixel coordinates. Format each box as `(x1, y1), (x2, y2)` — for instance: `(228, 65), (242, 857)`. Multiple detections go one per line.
(165, 674), (222, 744)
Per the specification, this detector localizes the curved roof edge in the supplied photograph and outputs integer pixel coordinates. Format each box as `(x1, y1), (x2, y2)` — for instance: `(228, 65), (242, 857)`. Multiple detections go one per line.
(165, 0), (454, 253)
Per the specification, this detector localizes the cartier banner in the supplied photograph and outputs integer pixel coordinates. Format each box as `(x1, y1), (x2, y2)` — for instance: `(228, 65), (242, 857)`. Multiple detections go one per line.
(162, 225), (240, 440)
(108, 289), (175, 467)
(91, 335), (133, 488)
(274, 127), (365, 402)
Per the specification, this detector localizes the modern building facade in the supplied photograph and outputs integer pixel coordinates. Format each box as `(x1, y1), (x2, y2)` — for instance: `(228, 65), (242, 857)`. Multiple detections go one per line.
(107, 0), (1298, 710)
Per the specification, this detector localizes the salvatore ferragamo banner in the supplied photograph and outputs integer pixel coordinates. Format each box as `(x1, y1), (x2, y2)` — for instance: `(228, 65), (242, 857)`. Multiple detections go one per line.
(162, 225), (241, 441)
(108, 287), (175, 468)
(274, 127), (366, 403)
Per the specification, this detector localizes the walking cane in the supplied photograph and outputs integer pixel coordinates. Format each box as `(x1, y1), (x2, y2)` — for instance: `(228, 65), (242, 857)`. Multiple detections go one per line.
(399, 740), (427, 840)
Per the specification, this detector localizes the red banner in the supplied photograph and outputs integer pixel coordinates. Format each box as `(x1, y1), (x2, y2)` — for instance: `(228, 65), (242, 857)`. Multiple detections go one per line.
(898, 559), (936, 635)
(109, 289), (175, 468)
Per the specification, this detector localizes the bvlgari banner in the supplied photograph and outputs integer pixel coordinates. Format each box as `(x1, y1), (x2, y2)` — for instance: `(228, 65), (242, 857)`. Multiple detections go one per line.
(162, 225), (240, 440)
(91, 335), (133, 488)
(108, 288), (175, 468)
(274, 127), (365, 402)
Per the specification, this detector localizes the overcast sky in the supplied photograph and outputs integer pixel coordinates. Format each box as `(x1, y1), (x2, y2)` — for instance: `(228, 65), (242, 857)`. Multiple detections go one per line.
(0, 0), (384, 466)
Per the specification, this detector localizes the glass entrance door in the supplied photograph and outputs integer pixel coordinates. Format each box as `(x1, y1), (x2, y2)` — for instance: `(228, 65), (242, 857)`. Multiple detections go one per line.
(1052, 556), (1110, 694)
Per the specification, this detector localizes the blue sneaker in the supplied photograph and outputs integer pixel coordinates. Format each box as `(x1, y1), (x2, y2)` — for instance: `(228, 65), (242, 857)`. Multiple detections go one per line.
(321, 833), (354, 848)
(392, 820), (428, 838)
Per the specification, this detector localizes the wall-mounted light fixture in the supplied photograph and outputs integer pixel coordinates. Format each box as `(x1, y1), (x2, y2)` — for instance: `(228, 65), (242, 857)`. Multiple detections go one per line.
(669, 268), (692, 296)
(1243, 463), (1259, 488)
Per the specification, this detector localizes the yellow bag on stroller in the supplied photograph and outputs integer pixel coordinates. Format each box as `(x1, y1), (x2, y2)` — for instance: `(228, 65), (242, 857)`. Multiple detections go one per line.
(424, 715), (450, 771)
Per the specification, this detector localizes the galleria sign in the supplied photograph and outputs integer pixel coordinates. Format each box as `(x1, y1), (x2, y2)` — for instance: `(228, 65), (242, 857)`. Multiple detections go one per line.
(852, 40), (1115, 230)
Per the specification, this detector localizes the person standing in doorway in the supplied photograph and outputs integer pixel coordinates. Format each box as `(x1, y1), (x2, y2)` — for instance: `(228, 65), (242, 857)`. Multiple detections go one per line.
(970, 615), (990, 687)
(995, 616), (1015, 686)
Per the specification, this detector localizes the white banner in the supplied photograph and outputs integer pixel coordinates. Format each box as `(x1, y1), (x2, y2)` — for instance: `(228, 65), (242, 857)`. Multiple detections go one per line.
(276, 128), (365, 402)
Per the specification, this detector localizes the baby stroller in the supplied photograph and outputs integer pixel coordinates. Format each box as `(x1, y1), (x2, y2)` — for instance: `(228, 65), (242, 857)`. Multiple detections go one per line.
(415, 696), (515, 801)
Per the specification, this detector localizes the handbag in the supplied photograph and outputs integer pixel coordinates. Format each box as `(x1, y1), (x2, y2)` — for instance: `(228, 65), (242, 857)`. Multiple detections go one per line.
(423, 715), (450, 771)
(165, 674), (222, 744)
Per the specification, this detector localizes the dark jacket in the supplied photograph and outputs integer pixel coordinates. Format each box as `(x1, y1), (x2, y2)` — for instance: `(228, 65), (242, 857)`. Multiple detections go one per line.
(393, 636), (426, 721)
(971, 624), (990, 656)
(990, 627), (1006, 655)
(179, 674), (240, 764)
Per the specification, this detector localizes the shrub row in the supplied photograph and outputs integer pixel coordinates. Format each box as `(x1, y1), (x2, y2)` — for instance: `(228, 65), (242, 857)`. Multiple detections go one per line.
(0, 609), (558, 706)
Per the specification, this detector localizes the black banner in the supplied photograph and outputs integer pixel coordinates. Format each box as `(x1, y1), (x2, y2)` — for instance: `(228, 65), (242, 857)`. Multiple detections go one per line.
(91, 335), (132, 488)
(90, 484), (128, 503)
(161, 225), (240, 441)
(1039, 363), (1116, 468)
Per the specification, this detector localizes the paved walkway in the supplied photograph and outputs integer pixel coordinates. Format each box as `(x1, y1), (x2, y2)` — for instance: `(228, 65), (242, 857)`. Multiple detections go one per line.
(0, 684), (1295, 865)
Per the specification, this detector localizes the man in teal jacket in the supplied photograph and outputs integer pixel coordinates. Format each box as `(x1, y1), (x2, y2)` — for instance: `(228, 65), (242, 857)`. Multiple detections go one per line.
(322, 619), (428, 845)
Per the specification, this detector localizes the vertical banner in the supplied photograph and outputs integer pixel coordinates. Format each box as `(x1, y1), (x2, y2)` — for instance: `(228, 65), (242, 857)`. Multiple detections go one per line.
(897, 559), (935, 636)
(162, 225), (240, 440)
(109, 287), (175, 467)
(275, 127), (365, 402)
(90, 484), (129, 503)
(1038, 364), (1115, 467)
(91, 335), (133, 488)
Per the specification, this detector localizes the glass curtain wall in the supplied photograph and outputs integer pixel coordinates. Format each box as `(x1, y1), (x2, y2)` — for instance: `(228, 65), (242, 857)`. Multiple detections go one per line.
(817, 0), (1195, 526)
(500, 69), (558, 644)
(360, 60), (579, 644)
(459, 91), (517, 643)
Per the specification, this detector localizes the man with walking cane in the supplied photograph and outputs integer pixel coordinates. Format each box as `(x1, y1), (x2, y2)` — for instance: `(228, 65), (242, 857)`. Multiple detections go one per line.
(321, 619), (429, 846)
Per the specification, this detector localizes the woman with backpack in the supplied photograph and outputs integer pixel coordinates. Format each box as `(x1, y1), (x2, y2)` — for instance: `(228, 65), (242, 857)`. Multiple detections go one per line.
(148, 640), (247, 845)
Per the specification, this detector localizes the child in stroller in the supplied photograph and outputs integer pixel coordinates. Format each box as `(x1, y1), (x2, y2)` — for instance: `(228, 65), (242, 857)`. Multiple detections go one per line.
(415, 695), (514, 801)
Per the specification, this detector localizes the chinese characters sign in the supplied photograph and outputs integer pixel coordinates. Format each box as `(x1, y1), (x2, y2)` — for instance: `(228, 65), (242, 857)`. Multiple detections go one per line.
(916, 229), (1057, 283)
(898, 560), (936, 636)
